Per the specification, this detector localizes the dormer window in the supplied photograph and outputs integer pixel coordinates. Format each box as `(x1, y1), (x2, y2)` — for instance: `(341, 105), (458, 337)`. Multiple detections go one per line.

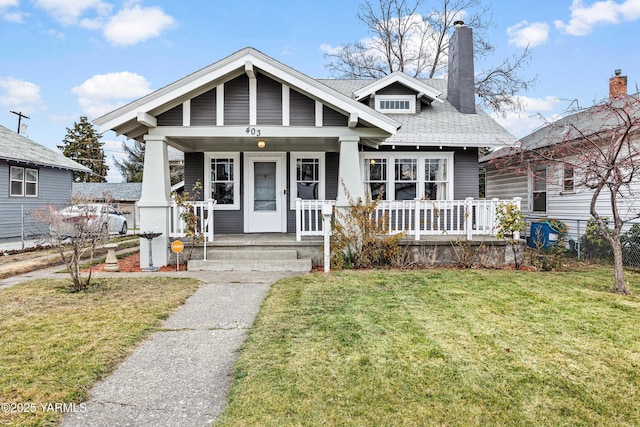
(376, 95), (415, 114)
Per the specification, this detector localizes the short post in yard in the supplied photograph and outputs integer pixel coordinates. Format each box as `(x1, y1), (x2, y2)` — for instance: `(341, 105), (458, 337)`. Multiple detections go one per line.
(103, 243), (120, 272)
(322, 202), (333, 273)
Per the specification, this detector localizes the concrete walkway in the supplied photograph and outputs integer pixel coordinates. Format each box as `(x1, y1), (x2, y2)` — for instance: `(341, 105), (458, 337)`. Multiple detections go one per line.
(56, 271), (298, 427)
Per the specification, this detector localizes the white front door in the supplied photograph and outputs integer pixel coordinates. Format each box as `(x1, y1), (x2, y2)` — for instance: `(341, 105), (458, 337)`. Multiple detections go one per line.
(244, 153), (287, 233)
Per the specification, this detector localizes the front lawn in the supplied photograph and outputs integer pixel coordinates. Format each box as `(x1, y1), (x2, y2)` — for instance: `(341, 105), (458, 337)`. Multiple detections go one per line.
(217, 267), (640, 426)
(0, 277), (200, 426)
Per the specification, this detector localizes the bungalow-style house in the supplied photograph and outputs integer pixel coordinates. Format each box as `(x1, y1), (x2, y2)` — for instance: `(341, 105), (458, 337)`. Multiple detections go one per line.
(482, 70), (640, 242)
(72, 182), (142, 230)
(94, 24), (516, 267)
(0, 124), (90, 240)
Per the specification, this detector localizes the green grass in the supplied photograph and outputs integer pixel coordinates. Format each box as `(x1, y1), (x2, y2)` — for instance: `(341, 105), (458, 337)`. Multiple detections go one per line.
(217, 266), (640, 426)
(0, 277), (200, 427)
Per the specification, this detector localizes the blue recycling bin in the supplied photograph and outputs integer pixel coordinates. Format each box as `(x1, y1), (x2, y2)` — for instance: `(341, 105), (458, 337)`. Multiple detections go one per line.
(528, 221), (560, 250)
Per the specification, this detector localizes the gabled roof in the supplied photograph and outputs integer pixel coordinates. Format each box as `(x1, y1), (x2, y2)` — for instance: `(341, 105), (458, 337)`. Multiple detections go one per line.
(73, 182), (142, 201)
(94, 47), (400, 139)
(0, 125), (91, 172)
(480, 92), (640, 163)
(321, 78), (516, 148)
(351, 71), (443, 104)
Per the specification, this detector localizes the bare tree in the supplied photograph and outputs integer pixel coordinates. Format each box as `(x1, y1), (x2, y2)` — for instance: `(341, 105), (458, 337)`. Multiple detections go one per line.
(492, 94), (640, 294)
(35, 196), (112, 292)
(324, 0), (534, 113)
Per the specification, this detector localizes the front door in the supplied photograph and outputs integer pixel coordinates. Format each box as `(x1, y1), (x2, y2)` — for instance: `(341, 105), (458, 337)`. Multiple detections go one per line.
(244, 153), (286, 233)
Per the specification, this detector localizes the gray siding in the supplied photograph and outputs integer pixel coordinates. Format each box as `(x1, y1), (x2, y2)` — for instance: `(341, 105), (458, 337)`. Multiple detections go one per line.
(323, 105), (347, 127)
(376, 82), (416, 96)
(325, 152), (339, 200)
(184, 152), (204, 199)
(157, 104), (183, 126)
(257, 74), (282, 125)
(191, 89), (216, 126)
(0, 161), (73, 239)
(453, 147), (479, 199)
(289, 89), (315, 126)
(224, 74), (249, 125)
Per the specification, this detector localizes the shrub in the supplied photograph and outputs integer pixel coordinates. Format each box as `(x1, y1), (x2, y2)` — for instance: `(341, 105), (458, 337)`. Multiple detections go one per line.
(580, 218), (613, 262)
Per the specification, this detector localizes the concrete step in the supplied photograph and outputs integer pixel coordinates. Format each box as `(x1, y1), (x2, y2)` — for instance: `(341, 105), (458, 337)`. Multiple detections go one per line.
(207, 249), (298, 261)
(188, 258), (312, 273)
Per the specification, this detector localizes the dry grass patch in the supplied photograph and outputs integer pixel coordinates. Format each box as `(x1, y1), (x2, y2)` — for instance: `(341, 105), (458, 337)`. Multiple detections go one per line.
(217, 267), (640, 426)
(0, 276), (200, 426)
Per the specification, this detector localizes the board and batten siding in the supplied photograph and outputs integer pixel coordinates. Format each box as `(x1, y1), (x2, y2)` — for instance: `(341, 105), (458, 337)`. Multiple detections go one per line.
(289, 89), (315, 126)
(191, 89), (216, 126)
(224, 74), (250, 125)
(257, 74), (282, 125)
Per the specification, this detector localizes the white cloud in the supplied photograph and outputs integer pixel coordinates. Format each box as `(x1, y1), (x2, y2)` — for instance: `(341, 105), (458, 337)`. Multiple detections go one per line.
(491, 96), (563, 138)
(0, 0), (18, 8)
(71, 71), (152, 118)
(507, 21), (550, 47)
(555, 0), (640, 36)
(0, 77), (45, 112)
(33, 0), (112, 26)
(0, 0), (24, 23)
(103, 2), (176, 46)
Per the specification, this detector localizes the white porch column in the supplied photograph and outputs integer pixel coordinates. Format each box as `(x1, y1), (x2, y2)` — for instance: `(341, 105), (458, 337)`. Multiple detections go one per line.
(336, 136), (362, 207)
(139, 135), (171, 267)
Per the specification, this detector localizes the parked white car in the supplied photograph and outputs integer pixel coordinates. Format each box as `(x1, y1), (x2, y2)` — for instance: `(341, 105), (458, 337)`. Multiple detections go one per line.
(49, 204), (128, 238)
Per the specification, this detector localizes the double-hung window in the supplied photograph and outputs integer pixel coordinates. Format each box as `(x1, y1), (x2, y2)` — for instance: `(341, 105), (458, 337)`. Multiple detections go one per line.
(206, 153), (239, 209)
(290, 153), (325, 208)
(394, 158), (417, 200)
(562, 163), (574, 193)
(424, 158), (447, 200)
(364, 157), (388, 200)
(10, 166), (38, 197)
(532, 166), (547, 212)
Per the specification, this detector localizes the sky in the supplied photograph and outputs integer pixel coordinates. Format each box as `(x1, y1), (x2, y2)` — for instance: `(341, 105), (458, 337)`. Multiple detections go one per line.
(1, 0), (640, 182)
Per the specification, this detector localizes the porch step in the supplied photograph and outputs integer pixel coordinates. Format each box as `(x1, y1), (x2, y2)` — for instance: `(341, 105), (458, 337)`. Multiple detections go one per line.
(188, 249), (311, 272)
(207, 249), (299, 261)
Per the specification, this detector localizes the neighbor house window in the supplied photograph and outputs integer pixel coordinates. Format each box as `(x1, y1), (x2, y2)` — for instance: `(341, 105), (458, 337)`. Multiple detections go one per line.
(290, 153), (325, 208)
(424, 158), (447, 200)
(205, 153), (240, 209)
(563, 164), (574, 193)
(394, 158), (417, 200)
(10, 166), (38, 197)
(532, 166), (547, 212)
(361, 153), (454, 200)
(364, 157), (387, 200)
(376, 95), (415, 114)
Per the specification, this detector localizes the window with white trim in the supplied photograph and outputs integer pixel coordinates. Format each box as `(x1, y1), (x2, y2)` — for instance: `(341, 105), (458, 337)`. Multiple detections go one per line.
(532, 166), (547, 212)
(290, 152), (325, 208)
(364, 157), (388, 200)
(205, 153), (240, 209)
(10, 166), (38, 197)
(362, 153), (453, 200)
(376, 95), (416, 114)
(562, 163), (574, 193)
(394, 158), (417, 200)
(424, 158), (448, 200)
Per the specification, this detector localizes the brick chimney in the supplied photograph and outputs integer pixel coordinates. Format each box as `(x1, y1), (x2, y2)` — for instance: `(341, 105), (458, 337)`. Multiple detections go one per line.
(609, 69), (627, 98)
(447, 21), (476, 114)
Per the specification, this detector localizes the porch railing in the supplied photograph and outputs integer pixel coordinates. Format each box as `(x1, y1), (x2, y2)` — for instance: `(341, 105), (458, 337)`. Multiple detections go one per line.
(169, 199), (216, 242)
(295, 197), (521, 241)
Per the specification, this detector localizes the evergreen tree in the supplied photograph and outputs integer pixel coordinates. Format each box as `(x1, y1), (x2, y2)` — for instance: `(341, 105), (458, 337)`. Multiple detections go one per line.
(114, 140), (145, 182)
(58, 116), (108, 182)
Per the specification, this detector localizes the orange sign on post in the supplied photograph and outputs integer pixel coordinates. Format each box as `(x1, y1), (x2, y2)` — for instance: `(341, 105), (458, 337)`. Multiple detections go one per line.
(171, 240), (184, 271)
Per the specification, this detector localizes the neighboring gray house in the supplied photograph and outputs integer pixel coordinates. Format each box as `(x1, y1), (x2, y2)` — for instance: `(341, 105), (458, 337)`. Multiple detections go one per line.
(94, 24), (516, 267)
(72, 182), (142, 229)
(0, 124), (90, 240)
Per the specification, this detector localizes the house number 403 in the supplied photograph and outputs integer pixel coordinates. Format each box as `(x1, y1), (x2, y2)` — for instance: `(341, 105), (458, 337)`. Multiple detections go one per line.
(245, 126), (261, 137)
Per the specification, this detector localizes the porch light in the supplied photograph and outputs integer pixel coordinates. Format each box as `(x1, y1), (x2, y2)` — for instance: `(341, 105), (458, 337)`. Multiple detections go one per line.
(257, 139), (266, 149)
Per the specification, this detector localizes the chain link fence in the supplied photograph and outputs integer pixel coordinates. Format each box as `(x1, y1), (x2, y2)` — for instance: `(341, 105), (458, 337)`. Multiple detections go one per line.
(524, 216), (640, 267)
(0, 202), (68, 252)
